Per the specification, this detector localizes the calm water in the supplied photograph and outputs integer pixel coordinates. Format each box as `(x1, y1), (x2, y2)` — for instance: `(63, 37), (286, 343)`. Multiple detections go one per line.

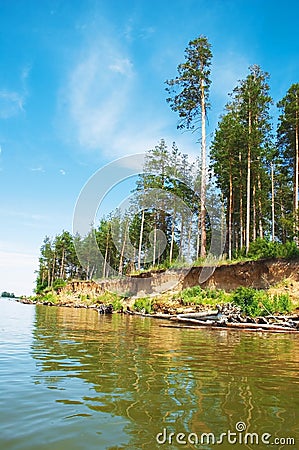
(0, 298), (298, 450)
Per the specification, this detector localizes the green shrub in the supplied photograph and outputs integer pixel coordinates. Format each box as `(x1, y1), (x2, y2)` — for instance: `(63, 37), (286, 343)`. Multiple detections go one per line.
(92, 292), (124, 311)
(111, 297), (124, 311)
(231, 287), (261, 316)
(179, 286), (229, 306)
(247, 238), (299, 260)
(133, 297), (153, 314)
(52, 278), (66, 291)
(231, 287), (293, 316)
(41, 292), (59, 304)
(273, 293), (292, 313)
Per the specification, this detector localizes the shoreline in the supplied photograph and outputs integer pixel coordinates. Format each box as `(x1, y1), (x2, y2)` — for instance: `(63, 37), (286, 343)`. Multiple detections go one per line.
(15, 296), (299, 333)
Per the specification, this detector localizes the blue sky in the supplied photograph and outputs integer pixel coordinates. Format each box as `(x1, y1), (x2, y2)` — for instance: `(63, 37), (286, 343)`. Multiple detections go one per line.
(0, 0), (298, 295)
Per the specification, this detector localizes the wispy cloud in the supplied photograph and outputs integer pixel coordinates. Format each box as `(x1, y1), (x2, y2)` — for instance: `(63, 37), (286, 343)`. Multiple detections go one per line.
(59, 169), (66, 175)
(212, 51), (250, 105)
(0, 208), (46, 222)
(0, 249), (37, 269)
(64, 39), (134, 151)
(0, 64), (30, 119)
(30, 166), (45, 172)
(0, 90), (25, 119)
(60, 31), (174, 159)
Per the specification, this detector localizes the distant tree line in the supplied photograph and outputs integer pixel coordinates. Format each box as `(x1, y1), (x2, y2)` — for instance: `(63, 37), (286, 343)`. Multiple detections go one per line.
(1, 291), (15, 298)
(36, 35), (299, 293)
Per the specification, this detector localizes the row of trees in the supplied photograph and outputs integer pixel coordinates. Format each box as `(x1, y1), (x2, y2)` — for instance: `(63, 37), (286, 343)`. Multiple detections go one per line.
(36, 142), (213, 292)
(211, 69), (299, 258)
(36, 35), (299, 292)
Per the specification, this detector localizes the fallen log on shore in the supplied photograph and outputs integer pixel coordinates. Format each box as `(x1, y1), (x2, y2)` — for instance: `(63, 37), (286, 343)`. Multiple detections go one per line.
(159, 323), (299, 333)
(177, 310), (218, 319)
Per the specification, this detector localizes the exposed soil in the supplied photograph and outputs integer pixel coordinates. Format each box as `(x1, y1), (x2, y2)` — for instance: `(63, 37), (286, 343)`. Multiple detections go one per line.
(61, 258), (299, 300)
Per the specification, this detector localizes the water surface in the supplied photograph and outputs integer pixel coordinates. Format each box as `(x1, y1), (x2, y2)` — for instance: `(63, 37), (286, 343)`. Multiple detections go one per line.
(0, 298), (298, 449)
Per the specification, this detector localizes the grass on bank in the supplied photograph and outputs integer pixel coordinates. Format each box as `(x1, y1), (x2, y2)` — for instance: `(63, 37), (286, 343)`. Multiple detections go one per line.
(33, 283), (294, 317)
(132, 285), (293, 317)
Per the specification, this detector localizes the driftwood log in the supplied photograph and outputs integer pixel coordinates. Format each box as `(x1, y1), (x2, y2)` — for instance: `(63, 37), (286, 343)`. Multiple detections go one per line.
(127, 304), (299, 333)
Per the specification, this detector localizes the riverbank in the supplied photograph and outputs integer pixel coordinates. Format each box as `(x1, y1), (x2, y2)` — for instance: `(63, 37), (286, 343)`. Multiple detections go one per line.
(18, 257), (299, 332)
(16, 296), (299, 333)
(17, 284), (299, 333)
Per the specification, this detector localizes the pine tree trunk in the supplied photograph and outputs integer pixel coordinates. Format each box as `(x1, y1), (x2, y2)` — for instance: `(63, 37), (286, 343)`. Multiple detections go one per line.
(103, 231), (109, 278)
(246, 102), (252, 254)
(47, 265), (51, 287)
(252, 182), (256, 241)
(169, 212), (176, 264)
(137, 209), (145, 271)
(196, 216), (200, 259)
(280, 201), (286, 244)
(271, 163), (275, 241)
(257, 172), (263, 239)
(187, 216), (193, 261)
(152, 223), (157, 266)
(228, 169), (233, 259)
(60, 248), (65, 279)
(200, 78), (207, 258)
(51, 252), (56, 287)
(239, 152), (244, 250)
(295, 92), (299, 244)
(179, 217), (184, 260)
(118, 221), (128, 275)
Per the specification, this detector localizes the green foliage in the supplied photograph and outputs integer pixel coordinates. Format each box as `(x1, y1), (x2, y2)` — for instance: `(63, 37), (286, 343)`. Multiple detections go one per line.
(165, 36), (212, 130)
(92, 291), (124, 311)
(179, 286), (229, 306)
(41, 292), (59, 304)
(231, 286), (292, 316)
(231, 287), (264, 316)
(133, 297), (153, 314)
(52, 278), (66, 291)
(272, 294), (292, 314)
(35, 279), (48, 295)
(247, 238), (299, 259)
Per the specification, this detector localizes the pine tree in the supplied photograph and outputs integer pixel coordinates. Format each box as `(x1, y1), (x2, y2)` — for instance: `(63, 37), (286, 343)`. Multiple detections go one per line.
(166, 35), (212, 258)
(231, 65), (273, 253)
(277, 83), (299, 242)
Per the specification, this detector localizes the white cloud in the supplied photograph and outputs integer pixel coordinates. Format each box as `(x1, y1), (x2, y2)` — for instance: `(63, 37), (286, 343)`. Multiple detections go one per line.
(59, 169), (66, 175)
(60, 34), (176, 159)
(64, 41), (135, 151)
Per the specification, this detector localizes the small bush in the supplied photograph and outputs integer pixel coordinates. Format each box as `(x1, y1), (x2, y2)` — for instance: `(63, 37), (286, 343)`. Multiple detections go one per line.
(92, 292), (124, 311)
(52, 278), (66, 291)
(111, 297), (123, 311)
(231, 287), (261, 316)
(41, 292), (59, 304)
(133, 297), (153, 314)
(179, 286), (229, 306)
(247, 238), (299, 260)
(273, 293), (292, 313)
(231, 287), (293, 316)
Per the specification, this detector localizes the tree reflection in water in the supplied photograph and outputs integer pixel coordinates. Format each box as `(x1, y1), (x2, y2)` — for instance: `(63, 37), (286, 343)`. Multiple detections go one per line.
(31, 305), (299, 449)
